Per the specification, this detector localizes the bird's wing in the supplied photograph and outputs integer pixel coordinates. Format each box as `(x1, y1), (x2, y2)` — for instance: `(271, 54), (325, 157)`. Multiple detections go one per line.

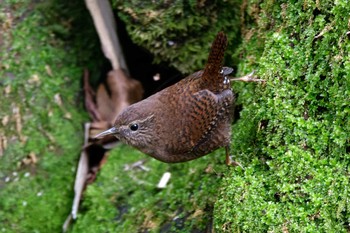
(177, 89), (232, 154)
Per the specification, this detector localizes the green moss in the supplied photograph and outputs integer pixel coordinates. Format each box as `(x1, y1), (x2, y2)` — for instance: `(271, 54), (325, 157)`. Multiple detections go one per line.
(215, 0), (350, 232)
(71, 145), (230, 233)
(112, 0), (242, 74)
(0, 0), (96, 232)
(2, 0), (349, 232)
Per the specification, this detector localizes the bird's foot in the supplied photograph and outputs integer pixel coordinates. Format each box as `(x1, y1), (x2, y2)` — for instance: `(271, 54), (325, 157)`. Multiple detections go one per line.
(225, 146), (244, 169)
(226, 155), (244, 169)
(229, 70), (265, 83)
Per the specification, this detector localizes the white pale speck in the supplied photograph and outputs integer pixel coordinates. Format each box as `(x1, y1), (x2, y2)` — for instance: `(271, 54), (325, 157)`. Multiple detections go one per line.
(223, 76), (230, 85)
(157, 172), (171, 189)
(153, 73), (161, 81)
(167, 40), (175, 46)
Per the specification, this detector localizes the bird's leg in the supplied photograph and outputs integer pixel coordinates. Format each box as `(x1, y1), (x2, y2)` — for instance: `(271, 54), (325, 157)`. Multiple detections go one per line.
(225, 146), (244, 169)
(229, 70), (265, 83)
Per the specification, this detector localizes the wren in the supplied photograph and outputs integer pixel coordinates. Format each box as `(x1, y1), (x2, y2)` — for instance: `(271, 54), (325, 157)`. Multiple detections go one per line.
(95, 32), (239, 165)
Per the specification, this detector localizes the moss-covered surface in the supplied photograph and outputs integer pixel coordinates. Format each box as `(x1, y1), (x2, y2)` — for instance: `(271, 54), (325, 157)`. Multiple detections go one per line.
(1, 0), (349, 232)
(0, 0), (97, 232)
(112, 0), (242, 74)
(71, 146), (231, 233)
(214, 0), (350, 232)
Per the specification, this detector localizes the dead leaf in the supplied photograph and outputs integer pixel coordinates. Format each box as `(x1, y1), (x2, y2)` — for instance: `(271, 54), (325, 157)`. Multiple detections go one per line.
(89, 121), (110, 137)
(64, 112), (72, 119)
(0, 135), (6, 157)
(54, 93), (63, 106)
(205, 164), (214, 173)
(90, 121), (110, 130)
(190, 209), (204, 219)
(4, 85), (11, 95)
(39, 126), (56, 143)
(29, 152), (38, 163)
(66, 69), (143, 229)
(84, 68), (143, 126)
(2, 135), (7, 150)
(141, 211), (157, 230)
(13, 106), (22, 132)
(83, 69), (102, 122)
(45, 65), (53, 77)
(282, 222), (290, 233)
(28, 74), (40, 84)
(54, 94), (73, 120)
(21, 152), (38, 165)
(2, 115), (9, 126)
(314, 22), (334, 40)
(48, 110), (53, 117)
(96, 69), (143, 124)
(12, 104), (25, 143)
(2, 12), (13, 30)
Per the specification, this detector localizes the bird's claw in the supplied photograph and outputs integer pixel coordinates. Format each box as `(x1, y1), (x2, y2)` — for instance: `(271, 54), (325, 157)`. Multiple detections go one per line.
(226, 155), (244, 169)
(229, 70), (265, 83)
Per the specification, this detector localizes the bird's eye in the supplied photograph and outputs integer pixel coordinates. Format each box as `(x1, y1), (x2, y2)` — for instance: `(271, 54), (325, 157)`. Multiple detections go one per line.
(129, 123), (139, 131)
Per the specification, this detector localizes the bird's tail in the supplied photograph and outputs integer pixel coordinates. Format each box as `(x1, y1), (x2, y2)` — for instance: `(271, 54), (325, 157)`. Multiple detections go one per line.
(202, 32), (229, 91)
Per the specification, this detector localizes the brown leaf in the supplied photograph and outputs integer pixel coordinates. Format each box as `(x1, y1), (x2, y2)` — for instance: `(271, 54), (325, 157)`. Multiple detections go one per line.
(21, 152), (38, 165)
(0, 135), (7, 157)
(28, 74), (40, 84)
(54, 93), (63, 106)
(45, 65), (53, 77)
(83, 69), (102, 122)
(68, 69), (143, 224)
(4, 85), (11, 96)
(2, 115), (9, 126)
(96, 69), (143, 124)
(89, 121), (110, 138)
(84, 68), (143, 125)
(90, 121), (110, 130)
(12, 104), (26, 143)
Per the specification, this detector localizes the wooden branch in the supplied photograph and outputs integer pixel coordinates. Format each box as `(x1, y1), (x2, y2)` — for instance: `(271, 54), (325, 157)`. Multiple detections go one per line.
(85, 0), (128, 72)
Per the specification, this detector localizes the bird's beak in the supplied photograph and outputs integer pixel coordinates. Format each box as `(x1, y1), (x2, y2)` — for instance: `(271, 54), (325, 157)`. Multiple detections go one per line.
(94, 127), (118, 139)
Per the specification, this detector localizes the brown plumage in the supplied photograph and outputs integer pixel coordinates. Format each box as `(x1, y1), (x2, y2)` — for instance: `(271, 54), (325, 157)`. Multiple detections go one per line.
(95, 32), (236, 163)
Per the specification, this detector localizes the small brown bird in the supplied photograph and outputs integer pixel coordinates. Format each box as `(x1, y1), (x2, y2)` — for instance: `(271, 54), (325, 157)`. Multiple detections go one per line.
(95, 32), (252, 165)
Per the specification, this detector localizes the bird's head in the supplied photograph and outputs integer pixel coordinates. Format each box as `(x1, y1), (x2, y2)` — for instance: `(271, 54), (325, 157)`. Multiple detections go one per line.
(94, 105), (156, 150)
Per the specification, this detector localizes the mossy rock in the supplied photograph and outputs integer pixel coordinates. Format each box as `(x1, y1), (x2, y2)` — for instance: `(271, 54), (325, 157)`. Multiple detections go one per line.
(214, 0), (350, 232)
(112, 0), (242, 74)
